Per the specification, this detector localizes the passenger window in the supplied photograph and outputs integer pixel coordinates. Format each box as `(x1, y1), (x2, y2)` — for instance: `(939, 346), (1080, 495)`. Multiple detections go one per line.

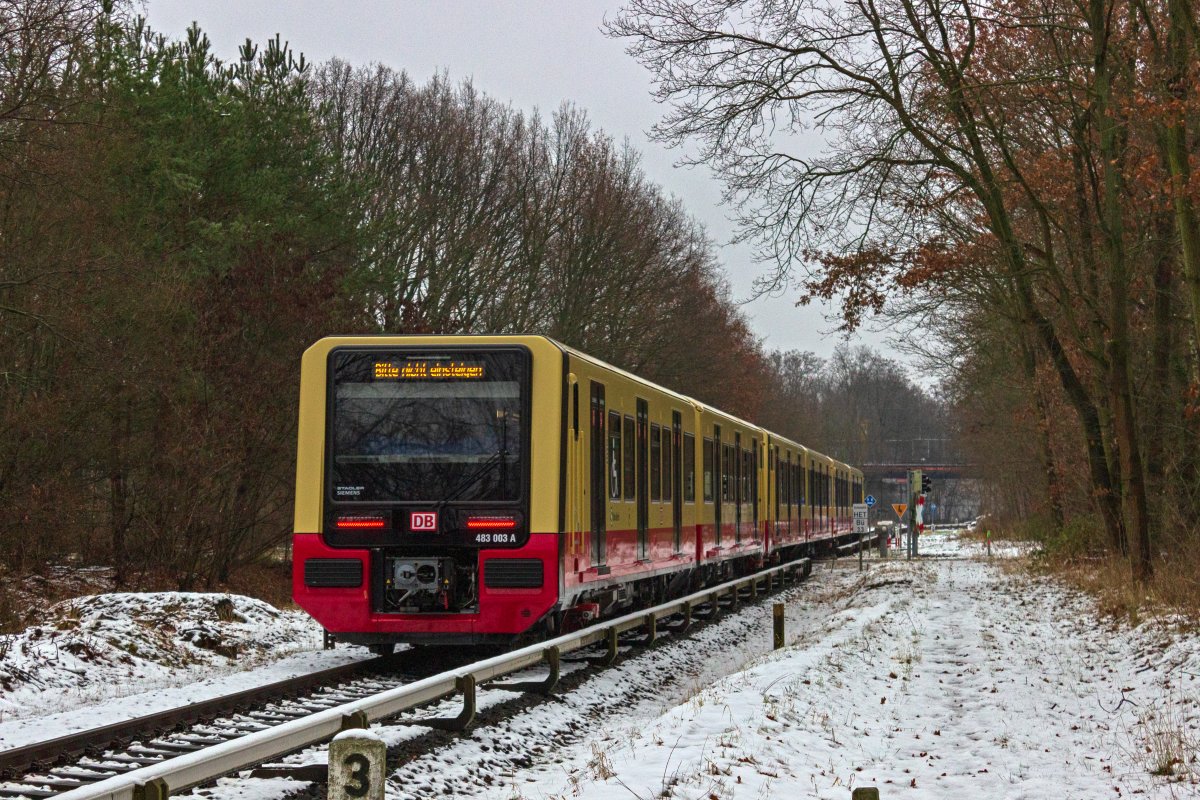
(650, 424), (662, 501)
(623, 415), (635, 500)
(703, 437), (714, 502)
(684, 432), (696, 502)
(608, 411), (621, 500)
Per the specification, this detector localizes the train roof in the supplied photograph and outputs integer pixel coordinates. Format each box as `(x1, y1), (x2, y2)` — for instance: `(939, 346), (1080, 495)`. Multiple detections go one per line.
(556, 338), (858, 476)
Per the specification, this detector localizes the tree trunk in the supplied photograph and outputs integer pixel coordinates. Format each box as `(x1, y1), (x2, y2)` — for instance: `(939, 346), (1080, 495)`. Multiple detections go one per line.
(1164, 0), (1200, 356)
(1022, 341), (1064, 530)
(108, 395), (131, 587)
(1091, 0), (1152, 578)
(1144, 217), (1175, 547)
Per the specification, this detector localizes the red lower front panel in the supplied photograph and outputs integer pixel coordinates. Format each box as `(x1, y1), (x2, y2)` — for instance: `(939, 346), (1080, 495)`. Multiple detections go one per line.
(292, 532), (560, 638)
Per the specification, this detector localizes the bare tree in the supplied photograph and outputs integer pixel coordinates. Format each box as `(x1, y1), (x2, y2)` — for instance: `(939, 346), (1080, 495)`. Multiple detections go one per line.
(608, 0), (1161, 575)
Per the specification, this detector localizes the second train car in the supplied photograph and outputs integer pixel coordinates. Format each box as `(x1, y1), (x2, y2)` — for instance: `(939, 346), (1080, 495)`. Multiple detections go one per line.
(292, 335), (863, 649)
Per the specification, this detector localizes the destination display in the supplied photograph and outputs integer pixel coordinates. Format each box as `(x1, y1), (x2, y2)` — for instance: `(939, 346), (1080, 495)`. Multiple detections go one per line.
(373, 360), (486, 380)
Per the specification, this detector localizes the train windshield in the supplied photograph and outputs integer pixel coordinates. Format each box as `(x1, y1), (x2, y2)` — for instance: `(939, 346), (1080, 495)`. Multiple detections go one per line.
(329, 349), (526, 503)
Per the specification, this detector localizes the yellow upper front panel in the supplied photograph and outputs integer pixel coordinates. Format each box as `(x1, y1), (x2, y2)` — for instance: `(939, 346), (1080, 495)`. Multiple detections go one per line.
(294, 335), (566, 534)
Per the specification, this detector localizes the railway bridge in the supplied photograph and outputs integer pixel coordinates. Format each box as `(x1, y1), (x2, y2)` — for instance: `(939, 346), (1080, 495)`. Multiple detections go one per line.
(858, 459), (981, 525)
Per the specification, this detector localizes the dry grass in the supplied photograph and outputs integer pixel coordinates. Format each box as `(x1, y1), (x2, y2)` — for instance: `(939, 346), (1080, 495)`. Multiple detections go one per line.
(0, 559), (296, 635)
(221, 561), (295, 611)
(1035, 554), (1200, 627)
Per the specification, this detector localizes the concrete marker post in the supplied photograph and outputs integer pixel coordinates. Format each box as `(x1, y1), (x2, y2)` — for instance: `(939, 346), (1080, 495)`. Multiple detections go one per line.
(851, 788), (881, 800)
(329, 728), (387, 800)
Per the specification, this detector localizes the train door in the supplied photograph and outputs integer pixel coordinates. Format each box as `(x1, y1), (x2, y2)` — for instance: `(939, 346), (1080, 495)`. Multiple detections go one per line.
(824, 464), (830, 534)
(636, 398), (649, 560)
(733, 432), (742, 543)
(713, 424), (722, 547)
(807, 460), (815, 539)
(606, 409), (622, 566)
(672, 411), (683, 552)
(785, 452), (793, 535)
(589, 382), (606, 566)
(772, 446), (780, 538)
(751, 438), (759, 539)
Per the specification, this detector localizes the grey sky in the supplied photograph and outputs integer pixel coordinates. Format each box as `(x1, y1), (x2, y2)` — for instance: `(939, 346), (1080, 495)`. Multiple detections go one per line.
(144, 0), (900, 363)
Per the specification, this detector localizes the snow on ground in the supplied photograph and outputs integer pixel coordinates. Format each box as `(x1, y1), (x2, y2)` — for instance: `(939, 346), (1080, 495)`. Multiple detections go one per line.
(198, 530), (1195, 800)
(499, 532), (1199, 799)
(0, 592), (370, 738)
(917, 529), (1039, 559)
(8, 532), (1200, 800)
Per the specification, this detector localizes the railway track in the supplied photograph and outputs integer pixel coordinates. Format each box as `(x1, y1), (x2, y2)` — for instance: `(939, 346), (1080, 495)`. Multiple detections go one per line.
(0, 650), (481, 798)
(0, 553), (834, 800)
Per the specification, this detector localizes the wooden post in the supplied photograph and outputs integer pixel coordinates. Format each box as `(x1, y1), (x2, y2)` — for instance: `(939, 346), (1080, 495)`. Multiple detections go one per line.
(772, 602), (785, 649)
(329, 728), (386, 800)
(133, 780), (169, 800)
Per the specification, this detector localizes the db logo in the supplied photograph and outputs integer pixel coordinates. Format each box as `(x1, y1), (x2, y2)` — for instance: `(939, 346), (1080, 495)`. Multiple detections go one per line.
(410, 511), (438, 532)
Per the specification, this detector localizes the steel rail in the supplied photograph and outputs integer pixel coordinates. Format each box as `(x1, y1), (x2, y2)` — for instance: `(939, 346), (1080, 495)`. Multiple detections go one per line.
(45, 557), (810, 800)
(0, 658), (384, 778)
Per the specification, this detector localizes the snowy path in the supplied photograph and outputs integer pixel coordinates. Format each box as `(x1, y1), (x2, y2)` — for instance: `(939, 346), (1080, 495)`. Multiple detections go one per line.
(480, 538), (1199, 799)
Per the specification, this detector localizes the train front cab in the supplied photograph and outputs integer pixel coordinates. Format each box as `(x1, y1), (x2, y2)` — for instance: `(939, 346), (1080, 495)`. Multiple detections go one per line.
(292, 335), (566, 647)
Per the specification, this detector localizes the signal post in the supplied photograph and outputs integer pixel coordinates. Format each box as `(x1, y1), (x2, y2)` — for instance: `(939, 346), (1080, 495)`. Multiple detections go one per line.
(908, 470), (921, 558)
(905, 469), (932, 559)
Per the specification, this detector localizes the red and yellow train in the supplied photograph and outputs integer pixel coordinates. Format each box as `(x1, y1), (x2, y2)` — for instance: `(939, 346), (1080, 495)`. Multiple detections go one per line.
(292, 335), (863, 650)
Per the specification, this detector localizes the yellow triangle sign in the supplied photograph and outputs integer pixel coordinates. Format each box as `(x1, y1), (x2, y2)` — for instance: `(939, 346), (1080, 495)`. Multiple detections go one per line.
(892, 503), (908, 519)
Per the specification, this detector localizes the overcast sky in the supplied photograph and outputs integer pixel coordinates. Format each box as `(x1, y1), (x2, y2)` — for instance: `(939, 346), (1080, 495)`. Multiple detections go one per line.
(143, 0), (902, 363)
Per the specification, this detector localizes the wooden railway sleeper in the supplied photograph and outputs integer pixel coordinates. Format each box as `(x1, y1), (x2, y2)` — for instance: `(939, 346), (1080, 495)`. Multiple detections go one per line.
(77, 760), (144, 774)
(102, 754), (166, 767)
(144, 741), (201, 754)
(49, 767), (115, 780)
(125, 747), (176, 758)
(401, 675), (476, 732)
(0, 787), (56, 799)
(170, 734), (226, 747)
(12, 777), (83, 790)
(489, 646), (561, 695)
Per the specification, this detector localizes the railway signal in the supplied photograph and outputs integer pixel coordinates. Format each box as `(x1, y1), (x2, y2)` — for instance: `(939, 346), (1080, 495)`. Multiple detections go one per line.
(921, 474), (932, 494)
